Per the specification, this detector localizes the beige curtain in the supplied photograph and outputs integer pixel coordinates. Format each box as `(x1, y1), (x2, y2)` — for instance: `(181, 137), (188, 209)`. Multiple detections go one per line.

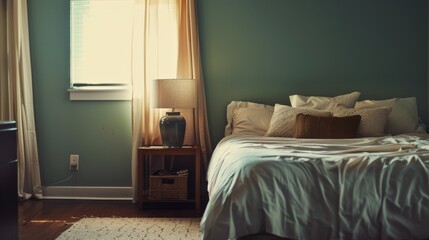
(131, 0), (211, 201)
(0, 0), (42, 199)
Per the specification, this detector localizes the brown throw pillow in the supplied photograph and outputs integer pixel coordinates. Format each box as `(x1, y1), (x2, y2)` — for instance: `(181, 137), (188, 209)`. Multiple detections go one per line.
(294, 114), (361, 139)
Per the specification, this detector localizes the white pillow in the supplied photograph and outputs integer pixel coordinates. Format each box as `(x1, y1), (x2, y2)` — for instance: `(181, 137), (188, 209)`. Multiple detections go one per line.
(355, 97), (426, 135)
(225, 101), (274, 136)
(265, 104), (332, 137)
(289, 92), (361, 110)
(231, 108), (274, 135)
(332, 105), (391, 137)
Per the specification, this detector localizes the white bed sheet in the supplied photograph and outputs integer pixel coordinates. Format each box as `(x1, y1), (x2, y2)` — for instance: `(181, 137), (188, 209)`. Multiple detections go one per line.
(200, 134), (429, 240)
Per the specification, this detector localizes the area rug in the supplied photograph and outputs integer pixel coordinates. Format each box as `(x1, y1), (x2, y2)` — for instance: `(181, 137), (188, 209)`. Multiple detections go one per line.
(56, 217), (201, 240)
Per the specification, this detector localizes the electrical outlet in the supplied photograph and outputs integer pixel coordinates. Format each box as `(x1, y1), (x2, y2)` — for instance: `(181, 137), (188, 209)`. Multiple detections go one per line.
(70, 154), (79, 171)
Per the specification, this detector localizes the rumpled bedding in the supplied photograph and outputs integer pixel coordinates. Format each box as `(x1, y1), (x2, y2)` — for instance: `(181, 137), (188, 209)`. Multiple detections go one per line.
(200, 134), (429, 240)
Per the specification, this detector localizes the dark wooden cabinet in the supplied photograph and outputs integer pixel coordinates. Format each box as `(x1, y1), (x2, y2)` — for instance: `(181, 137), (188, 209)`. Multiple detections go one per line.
(0, 121), (18, 240)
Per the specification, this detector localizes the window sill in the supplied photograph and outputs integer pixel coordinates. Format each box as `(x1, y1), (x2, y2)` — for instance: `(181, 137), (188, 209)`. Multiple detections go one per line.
(68, 86), (132, 101)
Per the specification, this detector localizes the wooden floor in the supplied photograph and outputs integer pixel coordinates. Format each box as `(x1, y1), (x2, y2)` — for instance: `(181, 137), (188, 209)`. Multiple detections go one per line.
(19, 199), (199, 240)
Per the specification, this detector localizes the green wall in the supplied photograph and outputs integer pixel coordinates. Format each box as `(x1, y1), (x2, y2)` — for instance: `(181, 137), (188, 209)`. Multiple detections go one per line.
(28, 0), (428, 187)
(197, 0), (428, 144)
(28, 0), (132, 187)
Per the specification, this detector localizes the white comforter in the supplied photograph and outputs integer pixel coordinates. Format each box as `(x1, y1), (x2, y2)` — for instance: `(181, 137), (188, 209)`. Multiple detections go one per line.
(200, 134), (429, 240)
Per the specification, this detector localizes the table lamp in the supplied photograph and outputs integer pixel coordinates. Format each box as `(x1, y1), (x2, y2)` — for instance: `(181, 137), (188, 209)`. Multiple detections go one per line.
(152, 79), (196, 148)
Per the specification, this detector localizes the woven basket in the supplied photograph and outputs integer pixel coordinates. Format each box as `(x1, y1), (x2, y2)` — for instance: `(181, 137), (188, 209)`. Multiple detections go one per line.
(149, 173), (188, 200)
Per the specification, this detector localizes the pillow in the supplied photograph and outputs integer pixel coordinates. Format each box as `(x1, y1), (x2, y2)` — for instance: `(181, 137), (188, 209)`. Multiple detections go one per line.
(231, 108), (274, 135)
(225, 101), (274, 136)
(332, 105), (391, 137)
(265, 104), (332, 137)
(294, 114), (361, 139)
(289, 91), (361, 110)
(355, 97), (426, 135)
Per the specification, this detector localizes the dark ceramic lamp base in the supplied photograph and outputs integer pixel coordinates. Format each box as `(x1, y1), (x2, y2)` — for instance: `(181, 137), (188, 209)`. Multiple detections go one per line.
(159, 112), (186, 148)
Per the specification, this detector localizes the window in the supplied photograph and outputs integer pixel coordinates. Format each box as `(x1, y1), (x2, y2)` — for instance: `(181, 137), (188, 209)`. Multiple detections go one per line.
(69, 0), (133, 100)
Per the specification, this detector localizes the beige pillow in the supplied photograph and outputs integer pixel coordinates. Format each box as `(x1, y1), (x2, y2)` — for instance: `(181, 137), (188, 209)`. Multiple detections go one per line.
(225, 101), (274, 136)
(355, 97), (426, 135)
(232, 108), (274, 135)
(332, 106), (391, 137)
(294, 114), (361, 139)
(289, 92), (361, 110)
(265, 104), (332, 137)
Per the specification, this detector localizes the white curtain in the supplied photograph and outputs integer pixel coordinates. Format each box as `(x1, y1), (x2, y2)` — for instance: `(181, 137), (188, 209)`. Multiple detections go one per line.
(131, 0), (212, 201)
(0, 0), (42, 199)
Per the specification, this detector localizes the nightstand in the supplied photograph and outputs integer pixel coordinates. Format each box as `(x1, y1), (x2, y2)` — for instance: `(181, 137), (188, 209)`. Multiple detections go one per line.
(138, 145), (201, 215)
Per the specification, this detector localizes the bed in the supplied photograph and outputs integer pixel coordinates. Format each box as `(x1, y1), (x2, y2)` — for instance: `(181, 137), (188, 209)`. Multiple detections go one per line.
(200, 93), (429, 240)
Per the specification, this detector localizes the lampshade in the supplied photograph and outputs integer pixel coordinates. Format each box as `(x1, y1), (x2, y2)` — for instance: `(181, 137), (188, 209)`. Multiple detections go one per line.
(152, 79), (196, 109)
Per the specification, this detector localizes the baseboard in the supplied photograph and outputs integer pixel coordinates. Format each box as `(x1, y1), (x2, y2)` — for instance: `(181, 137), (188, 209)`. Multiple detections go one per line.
(42, 186), (133, 200)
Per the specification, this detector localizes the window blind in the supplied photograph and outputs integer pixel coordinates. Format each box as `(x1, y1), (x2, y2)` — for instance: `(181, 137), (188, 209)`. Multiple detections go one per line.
(70, 0), (133, 87)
